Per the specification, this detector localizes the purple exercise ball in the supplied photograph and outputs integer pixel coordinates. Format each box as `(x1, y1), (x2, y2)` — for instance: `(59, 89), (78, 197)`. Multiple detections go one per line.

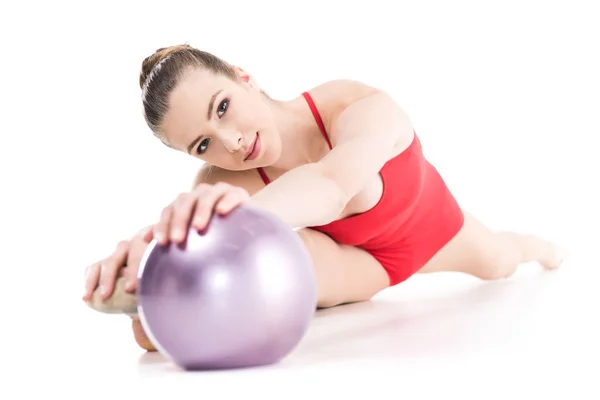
(136, 204), (317, 370)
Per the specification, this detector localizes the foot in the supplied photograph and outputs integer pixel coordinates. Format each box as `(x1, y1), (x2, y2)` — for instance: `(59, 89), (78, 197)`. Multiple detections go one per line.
(540, 241), (565, 270)
(85, 276), (138, 316)
(85, 276), (157, 352)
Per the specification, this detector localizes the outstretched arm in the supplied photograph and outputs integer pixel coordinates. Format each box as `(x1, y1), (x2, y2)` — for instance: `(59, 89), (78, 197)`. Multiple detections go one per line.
(248, 90), (413, 229)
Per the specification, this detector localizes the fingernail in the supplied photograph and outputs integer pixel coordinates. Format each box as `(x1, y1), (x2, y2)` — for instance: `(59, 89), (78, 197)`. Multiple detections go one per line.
(100, 285), (107, 297)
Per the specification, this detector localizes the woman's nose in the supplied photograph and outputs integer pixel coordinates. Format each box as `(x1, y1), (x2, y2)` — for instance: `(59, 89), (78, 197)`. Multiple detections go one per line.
(222, 132), (243, 153)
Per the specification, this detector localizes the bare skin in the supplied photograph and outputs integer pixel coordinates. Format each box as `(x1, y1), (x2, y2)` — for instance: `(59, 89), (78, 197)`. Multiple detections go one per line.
(83, 72), (563, 351)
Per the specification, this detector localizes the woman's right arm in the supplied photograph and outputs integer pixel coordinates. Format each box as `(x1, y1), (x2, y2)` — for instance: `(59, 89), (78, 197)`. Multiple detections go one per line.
(83, 164), (255, 303)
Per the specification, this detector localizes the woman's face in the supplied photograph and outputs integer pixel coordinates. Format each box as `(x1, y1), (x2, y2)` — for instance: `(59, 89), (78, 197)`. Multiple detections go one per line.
(161, 66), (282, 170)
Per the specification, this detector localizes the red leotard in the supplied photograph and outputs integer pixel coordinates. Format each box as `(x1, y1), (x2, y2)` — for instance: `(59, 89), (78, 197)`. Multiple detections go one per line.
(257, 92), (465, 286)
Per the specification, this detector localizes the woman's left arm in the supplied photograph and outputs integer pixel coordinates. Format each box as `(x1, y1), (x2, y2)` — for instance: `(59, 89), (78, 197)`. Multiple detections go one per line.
(248, 90), (413, 229)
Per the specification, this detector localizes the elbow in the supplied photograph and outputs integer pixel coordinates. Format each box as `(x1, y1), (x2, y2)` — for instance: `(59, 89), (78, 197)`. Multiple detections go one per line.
(331, 183), (350, 221)
(336, 182), (351, 212)
(319, 169), (351, 222)
(304, 162), (350, 224)
(315, 181), (348, 227)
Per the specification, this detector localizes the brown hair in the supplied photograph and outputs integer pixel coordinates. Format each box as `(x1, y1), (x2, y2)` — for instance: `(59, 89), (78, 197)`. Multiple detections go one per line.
(139, 44), (238, 139)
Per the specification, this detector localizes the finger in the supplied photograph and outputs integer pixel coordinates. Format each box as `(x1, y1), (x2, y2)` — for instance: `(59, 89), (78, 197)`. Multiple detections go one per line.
(154, 205), (173, 245)
(134, 224), (154, 243)
(122, 265), (138, 293)
(82, 262), (101, 301)
(98, 240), (129, 300)
(123, 240), (150, 292)
(191, 183), (231, 231)
(215, 187), (250, 214)
(141, 225), (155, 243)
(169, 191), (200, 243)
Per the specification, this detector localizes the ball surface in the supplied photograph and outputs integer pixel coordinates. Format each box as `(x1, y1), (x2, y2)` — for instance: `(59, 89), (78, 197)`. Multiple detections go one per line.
(136, 204), (317, 370)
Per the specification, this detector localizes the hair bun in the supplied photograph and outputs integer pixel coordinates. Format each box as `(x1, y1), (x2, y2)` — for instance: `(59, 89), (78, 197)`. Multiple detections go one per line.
(139, 45), (192, 89)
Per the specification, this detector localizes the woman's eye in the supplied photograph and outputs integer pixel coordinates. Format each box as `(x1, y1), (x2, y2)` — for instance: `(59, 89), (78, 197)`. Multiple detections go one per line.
(197, 138), (210, 154)
(217, 98), (229, 117)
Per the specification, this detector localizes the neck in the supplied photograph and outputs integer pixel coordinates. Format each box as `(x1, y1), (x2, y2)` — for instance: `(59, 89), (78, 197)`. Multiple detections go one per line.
(263, 94), (325, 172)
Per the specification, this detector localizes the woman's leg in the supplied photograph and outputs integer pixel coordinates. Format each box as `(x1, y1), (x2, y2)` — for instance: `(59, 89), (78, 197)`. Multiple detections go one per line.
(295, 228), (390, 308)
(102, 213), (561, 351)
(122, 228), (390, 351)
(131, 316), (157, 351)
(87, 269), (158, 351)
(418, 210), (563, 278)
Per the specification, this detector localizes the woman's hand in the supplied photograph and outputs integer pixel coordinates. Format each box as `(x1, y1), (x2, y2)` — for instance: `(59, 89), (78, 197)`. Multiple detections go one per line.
(154, 182), (250, 245)
(82, 224), (154, 301)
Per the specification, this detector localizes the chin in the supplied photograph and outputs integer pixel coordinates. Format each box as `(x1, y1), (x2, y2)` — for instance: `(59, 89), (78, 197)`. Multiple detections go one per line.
(257, 147), (281, 168)
(226, 163), (253, 172)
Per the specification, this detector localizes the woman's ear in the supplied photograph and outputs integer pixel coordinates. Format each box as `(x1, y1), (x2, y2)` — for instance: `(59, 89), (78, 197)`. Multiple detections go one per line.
(233, 66), (259, 89)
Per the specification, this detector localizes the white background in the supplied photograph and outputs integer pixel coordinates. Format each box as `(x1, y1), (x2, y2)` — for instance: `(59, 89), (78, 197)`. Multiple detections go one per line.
(1, 0), (598, 398)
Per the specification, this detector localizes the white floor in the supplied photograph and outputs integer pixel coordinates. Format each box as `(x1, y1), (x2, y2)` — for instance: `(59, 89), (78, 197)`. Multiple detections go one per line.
(9, 248), (597, 400)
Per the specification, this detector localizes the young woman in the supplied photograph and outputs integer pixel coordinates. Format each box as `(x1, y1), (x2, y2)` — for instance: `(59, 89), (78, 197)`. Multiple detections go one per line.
(83, 44), (563, 351)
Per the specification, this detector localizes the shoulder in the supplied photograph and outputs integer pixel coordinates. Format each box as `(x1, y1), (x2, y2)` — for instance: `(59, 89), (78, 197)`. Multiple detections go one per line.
(192, 164), (265, 195)
(305, 79), (406, 127)
(306, 79), (382, 111)
(305, 79), (413, 145)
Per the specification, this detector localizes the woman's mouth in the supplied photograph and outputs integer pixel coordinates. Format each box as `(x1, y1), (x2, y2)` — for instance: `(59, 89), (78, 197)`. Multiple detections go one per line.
(244, 133), (261, 161)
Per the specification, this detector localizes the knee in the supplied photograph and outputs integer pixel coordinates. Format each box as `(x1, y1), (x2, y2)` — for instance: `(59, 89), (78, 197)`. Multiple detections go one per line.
(475, 263), (515, 280)
(471, 239), (519, 280)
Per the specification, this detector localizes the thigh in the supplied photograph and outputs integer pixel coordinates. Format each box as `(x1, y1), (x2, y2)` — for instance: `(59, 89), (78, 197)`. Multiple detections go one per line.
(417, 210), (505, 278)
(296, 228), (390, 308)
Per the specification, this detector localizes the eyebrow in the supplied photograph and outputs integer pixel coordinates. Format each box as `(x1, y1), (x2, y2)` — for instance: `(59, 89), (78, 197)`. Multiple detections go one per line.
(186, 89), (223, 154)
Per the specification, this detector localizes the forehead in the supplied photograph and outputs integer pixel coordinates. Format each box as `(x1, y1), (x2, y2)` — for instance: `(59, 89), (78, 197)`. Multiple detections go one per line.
(162, 67), (234, 148)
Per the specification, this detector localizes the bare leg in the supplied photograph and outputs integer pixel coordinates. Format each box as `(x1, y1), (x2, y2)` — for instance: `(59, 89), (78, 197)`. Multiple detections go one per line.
(85, 273), (137, 315)
(87, 228), (390, 350)
(418, 210), (564, 279)
(131, 316), (157, 352)
(86, 266), (157, 351)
